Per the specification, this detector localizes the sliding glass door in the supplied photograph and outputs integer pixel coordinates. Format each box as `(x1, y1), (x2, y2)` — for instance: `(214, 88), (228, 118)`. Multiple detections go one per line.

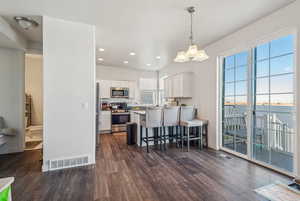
(222, 51), (250, 156)
(221, 35), (295, 173)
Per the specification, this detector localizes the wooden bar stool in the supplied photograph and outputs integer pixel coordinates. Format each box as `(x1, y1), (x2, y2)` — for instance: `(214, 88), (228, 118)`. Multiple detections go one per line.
(140, 107), (163, 153)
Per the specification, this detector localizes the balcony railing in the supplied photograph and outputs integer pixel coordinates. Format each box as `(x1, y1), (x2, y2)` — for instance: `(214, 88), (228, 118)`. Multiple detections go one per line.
(223, 106), (293, 154)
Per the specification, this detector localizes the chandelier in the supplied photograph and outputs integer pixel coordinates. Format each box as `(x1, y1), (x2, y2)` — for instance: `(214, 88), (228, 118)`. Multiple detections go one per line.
(174, 6), (209, 63)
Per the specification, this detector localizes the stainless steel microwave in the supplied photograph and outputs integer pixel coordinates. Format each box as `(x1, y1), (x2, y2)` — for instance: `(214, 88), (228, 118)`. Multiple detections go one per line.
(110, 87), (129, 98)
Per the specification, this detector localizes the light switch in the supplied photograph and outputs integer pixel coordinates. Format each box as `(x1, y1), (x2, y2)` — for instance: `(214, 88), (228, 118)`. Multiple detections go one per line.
(82, 102), (89, 109)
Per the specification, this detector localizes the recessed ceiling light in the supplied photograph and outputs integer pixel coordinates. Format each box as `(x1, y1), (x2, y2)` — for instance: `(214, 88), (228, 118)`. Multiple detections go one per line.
(156, 56), (161, 59)
(98, 58), (104, 61)
(146, 64), (151, 66)
(123, 61), (129, 64)
(14, 16), (39, 30)
(98, 48), (105, 52)
(129, 52), (136, 56)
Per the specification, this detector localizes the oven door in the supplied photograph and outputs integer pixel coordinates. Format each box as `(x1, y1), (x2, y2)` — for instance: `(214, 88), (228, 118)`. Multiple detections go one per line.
(111, 113), (130, 124)
(111, 113), (130, 133)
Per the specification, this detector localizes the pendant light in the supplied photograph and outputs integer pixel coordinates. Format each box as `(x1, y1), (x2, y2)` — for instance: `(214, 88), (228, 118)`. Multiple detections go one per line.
(174, 6), (209, 63)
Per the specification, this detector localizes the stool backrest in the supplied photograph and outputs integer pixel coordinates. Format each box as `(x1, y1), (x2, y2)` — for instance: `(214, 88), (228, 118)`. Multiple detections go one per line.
(180, 106), (195, 122)
(145, 107), (163, 128)
(0, 117), (5, 129)
(163, 106), (180, 126)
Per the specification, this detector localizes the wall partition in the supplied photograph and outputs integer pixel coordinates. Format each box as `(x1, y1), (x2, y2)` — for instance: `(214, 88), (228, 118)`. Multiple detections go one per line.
(221, 35), (295, 173)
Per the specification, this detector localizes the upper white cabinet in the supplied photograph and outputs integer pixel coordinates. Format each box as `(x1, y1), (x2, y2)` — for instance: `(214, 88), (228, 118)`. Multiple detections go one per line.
(99, 80), (111, 98)
(128, 81), (136, 99)
(164, 77), (173, 98)
(111, 81), (129, 88)
(164, 72), (193, 98)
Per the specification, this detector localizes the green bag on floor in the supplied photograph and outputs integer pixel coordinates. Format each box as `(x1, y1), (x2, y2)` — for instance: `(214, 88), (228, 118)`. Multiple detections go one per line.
(0, 186), (10, 201)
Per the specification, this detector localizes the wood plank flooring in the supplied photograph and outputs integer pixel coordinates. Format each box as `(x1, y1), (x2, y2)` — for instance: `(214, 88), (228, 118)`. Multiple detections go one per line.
(0, 134), (291, 201)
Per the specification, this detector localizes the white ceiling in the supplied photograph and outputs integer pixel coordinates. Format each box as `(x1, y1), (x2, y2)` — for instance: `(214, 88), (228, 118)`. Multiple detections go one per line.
(0, 0), (295, 70)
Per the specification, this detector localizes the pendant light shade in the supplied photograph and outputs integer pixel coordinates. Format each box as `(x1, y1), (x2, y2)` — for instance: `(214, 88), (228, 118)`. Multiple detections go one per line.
(174, 7), (209, 63)
(193, 50), (209, 61)
(186, 45), (199, 58)
(174, 51), (189, 63)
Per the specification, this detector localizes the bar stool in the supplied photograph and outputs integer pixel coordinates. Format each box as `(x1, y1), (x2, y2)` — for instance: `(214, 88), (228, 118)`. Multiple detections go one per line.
(179, 106), (207, 151)
(140, 107), (163, 153)
(162, 106), (180, 149)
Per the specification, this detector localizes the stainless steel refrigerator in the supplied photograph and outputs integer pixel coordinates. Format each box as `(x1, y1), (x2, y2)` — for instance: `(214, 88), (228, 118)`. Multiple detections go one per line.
(96, 82), (100, 149)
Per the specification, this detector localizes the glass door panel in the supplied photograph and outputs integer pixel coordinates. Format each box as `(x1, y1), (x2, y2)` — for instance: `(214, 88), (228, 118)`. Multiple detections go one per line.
(222, 51), (249, 155)
(252, 35), (295, 172)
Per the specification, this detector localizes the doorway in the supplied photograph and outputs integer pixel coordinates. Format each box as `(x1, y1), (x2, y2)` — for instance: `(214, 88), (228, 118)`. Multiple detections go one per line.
(25, 54), (43, 150)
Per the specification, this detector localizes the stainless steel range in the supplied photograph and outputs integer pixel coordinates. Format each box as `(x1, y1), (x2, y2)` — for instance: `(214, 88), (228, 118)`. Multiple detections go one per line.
(111, 103), (130, 133)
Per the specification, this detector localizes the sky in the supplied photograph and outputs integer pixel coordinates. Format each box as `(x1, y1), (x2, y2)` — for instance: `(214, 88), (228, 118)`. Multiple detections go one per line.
(224, 35), (294, 106)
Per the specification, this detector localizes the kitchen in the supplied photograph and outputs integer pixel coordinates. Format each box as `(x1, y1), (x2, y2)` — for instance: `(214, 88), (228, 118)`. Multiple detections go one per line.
(97, 64), (208, 151)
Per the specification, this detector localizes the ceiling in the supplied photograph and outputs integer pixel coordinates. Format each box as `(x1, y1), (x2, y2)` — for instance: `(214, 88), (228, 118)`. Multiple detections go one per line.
(0, 0), (295, 70)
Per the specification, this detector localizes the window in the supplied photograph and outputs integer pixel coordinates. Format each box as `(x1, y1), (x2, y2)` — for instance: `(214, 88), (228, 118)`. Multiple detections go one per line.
(139, 78), (157, 105)
(140, 90), (155, 104)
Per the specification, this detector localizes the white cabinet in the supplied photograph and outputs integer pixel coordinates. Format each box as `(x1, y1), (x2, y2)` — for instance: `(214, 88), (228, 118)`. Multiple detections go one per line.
(100, 111), (111, 132)
(128, 81), (136, 99)
(164, 72), (193, 98)
(99, 80), (111, 98)
(164, 77), (172, 98)
(111, 81), (129, 88)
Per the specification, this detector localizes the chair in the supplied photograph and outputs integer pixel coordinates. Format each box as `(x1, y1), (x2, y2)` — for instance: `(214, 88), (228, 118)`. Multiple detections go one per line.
(0, 117), (16, 136)
(162, 106), (180, 149)
(179, 106), (208, 151)
(140, 107), (163, 153)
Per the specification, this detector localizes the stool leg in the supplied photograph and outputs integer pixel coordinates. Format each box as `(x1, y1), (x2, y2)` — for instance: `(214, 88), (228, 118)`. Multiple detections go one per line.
(157, 128), (161, 151)
(163, 126), (166, 149)
(170, 127), (173, 144)
(200, 126), (203, 150)
(163, 127), (167, 150)
(187, 127), (190, 152)
(181, 126), (184, 151)
(140, 126), (143, 147)
(154, 128), (158, 149)
(198, 127), (201, 150)
(175, 126), (179, 148)
(146, 128), (149, 153)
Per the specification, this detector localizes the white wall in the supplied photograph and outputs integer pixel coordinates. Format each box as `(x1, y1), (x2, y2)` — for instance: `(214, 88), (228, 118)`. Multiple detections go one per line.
(25, 54), (43, 125)
(0, 48), (25, 154)
(160, 1), (300, 175)
(43, 16), (96, 171)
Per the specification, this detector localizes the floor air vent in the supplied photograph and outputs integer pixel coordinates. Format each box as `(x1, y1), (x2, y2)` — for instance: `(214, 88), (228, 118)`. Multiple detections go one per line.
(49, 156), (89, 170)
(219, 154), (232, 159)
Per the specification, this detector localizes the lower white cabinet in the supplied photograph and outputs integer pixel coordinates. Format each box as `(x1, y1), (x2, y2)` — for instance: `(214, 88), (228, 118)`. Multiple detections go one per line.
(100, 111), (111, 132)
(164, 72), (193, 98)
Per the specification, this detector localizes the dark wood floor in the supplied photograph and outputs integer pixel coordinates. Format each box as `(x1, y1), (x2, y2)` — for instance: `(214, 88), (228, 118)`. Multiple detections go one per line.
(0, 134), (291, 201)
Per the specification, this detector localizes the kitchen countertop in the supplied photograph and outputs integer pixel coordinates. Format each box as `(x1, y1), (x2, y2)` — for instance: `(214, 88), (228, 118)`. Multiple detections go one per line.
(132, 110), (146, 115)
